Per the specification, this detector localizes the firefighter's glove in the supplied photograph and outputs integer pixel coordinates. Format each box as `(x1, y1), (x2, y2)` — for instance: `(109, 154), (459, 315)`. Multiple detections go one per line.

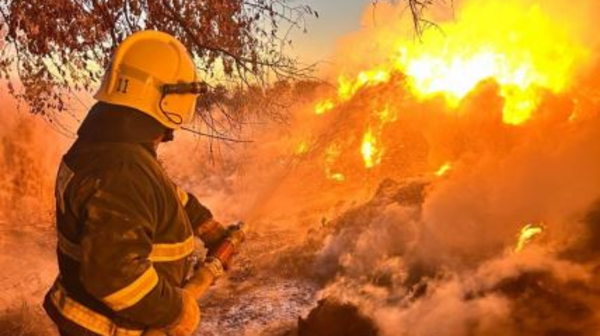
(196, 219), (228, 253)
(164, 290), (200, 336)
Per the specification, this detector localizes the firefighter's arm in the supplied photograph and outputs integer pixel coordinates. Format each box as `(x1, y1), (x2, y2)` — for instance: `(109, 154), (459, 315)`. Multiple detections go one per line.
(78, 163), (188, 329)
(178, 189), (227, 251)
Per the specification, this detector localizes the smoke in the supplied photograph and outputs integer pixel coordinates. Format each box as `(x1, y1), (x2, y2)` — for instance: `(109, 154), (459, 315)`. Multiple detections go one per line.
(0, 94), (68, 225)
(422, 114), (600, 262)
(313, 143), (600, 335)
(281, 1), (600, 335)
(369, 248), (598, 336)
(0, 93), (68, 333)
(334, 0), (600, 74)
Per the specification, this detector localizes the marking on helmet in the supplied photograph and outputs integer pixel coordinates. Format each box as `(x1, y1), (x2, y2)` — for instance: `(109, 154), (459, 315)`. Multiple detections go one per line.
(117, 78), (129, 94)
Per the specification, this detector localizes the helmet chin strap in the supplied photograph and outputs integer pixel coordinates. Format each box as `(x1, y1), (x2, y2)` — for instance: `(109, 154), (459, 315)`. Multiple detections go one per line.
(158, 93), (184, 126)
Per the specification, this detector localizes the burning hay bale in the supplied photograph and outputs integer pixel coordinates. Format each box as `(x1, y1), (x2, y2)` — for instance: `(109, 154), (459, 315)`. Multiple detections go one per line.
(486, 270), (598, 336)
(299, 189), (600, 336)
(562, 199), (600, 262)
(288, 135), (600, 336)
(314, 178), (430, 283)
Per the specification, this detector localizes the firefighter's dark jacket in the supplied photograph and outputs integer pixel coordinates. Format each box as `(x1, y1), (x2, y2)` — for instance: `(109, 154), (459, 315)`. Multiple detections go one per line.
(44, 103), (214, 336)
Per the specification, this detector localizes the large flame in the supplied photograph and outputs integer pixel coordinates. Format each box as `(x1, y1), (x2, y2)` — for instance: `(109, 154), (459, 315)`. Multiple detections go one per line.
(311, 0), (591, 181)
(395, 1), (588, 125)
(361, 128), (383, 169)
(316, 0), (588, 124)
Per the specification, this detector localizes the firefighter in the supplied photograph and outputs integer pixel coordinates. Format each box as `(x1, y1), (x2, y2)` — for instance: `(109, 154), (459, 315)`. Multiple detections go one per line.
(43, 30), (228, 336)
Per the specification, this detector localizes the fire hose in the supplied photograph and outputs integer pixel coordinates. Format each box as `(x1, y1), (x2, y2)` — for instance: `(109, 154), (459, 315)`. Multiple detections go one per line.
(142, 222), (249, 336)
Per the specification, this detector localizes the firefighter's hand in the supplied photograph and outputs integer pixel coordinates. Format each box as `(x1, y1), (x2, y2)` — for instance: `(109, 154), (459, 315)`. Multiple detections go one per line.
(196, 219), (228, 251)
(164, 290), (200, 336)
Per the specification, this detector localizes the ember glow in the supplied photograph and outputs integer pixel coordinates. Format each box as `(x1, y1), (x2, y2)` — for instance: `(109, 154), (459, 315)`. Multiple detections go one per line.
(435, 162), (452, 177)
(514, 224), (544, 252)
(361, 128), (382, 169)
(315, 99), (334, 115)
(296, 141), (309, 155)
(325, 144), (345, 182)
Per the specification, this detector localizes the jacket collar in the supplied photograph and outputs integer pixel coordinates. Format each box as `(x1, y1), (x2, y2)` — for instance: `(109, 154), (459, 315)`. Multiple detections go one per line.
(77, 102), (168, 156)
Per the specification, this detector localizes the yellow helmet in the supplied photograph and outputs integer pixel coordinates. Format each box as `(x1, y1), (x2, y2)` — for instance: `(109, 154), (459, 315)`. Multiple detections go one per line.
(94, 30), (206, 129)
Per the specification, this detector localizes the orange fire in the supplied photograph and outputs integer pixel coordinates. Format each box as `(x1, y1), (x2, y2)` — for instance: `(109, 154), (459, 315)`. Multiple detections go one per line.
(338, 70), (390, 101)
(316, 1), (588, 124)
(311, 0), (590, 181)
(325, 144), (345, 182)
(315, 100), (335, 115)
(395, 1), (588, 125)
(361, 128), (382, 169)
(435, 162), (452, 177)
(296, 141), (309, 155)
(514, 224), (544, 252)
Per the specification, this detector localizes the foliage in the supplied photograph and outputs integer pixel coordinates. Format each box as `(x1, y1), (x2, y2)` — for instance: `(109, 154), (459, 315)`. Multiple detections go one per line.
(0, 0), (317, 120)
(0, 0), (444, 140)
(374, 0), (451, 36)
